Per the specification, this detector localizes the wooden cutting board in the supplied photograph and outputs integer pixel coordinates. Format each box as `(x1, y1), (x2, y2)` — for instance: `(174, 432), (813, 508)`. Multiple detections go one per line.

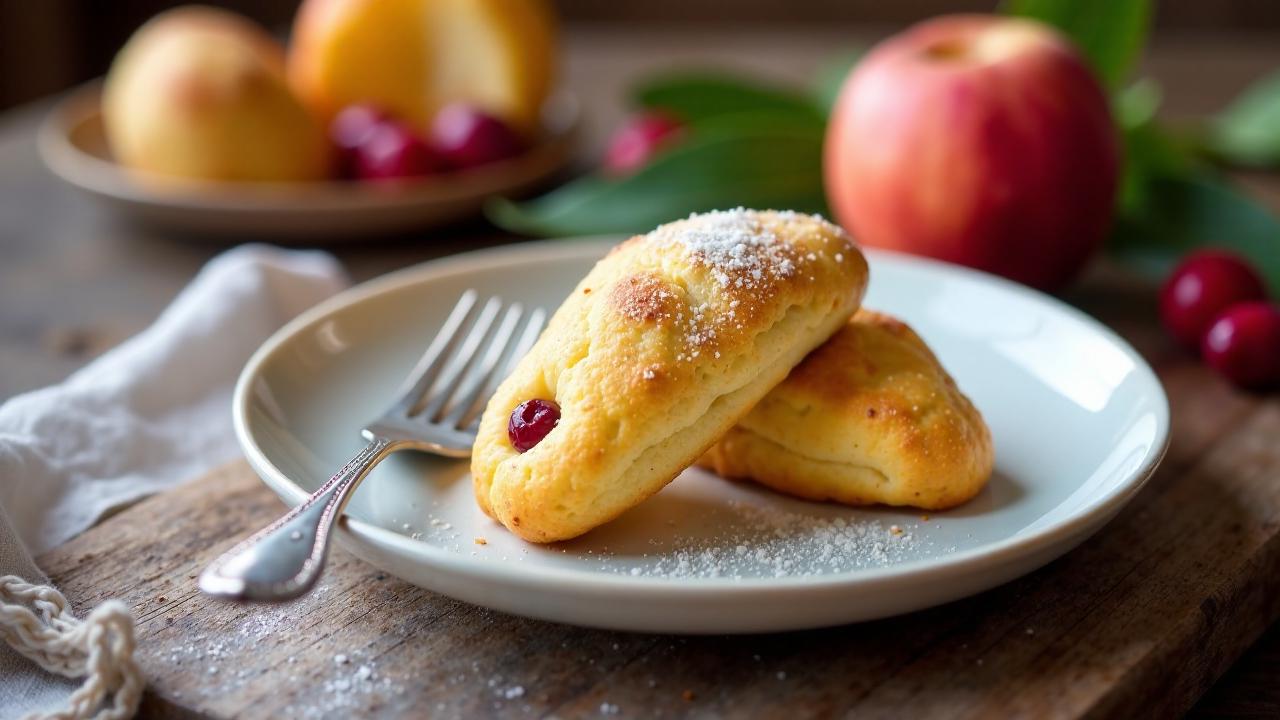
(37, 280), (1280, 719)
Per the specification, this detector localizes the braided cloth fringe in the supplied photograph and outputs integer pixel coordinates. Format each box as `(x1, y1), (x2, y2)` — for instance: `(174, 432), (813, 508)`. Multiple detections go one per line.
(0, 576), (143, 720)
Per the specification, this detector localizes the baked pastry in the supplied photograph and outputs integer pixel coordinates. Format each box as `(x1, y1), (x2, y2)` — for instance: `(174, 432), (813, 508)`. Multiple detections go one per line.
(701, 309), (993, 510)
(471, 209), (869, 542)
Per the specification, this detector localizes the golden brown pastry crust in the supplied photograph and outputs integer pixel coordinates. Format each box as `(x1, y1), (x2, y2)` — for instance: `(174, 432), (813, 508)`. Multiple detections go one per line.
(701, 309), (993, 510)
(471, 209), (869, 542)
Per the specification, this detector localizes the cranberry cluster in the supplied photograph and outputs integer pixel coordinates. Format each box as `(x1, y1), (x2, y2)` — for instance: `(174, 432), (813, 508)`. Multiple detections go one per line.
(329, 103), (525, 182)
(1159, 250), (1280, 390)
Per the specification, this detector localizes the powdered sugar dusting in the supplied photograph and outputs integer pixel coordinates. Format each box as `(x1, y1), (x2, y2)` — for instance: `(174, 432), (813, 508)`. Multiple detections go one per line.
(640, 208), (852, 364)
(588, 500), (928, 580)
(655, 208), (799, 290)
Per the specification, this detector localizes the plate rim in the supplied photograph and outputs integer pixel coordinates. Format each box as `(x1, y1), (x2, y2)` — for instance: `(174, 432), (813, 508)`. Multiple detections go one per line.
(233, 239), (1171, 595)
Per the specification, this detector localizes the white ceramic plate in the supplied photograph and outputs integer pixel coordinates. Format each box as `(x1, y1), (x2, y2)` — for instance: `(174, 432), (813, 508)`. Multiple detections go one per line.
(234, 240), (1169, 633)
(38, 85), (577, 241)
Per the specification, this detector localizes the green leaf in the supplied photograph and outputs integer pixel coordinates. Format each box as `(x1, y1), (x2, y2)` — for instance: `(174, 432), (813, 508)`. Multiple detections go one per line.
(1004, 0), (1152, 89)
(1118, 119), (1202, 214)
(1114, 77), (1162, 131)
(1117, 120), (1188, 213)
(632, 73), (826, 129)
(812, 49), (866, 116)
(1112, 79), (1206, 214)
(1109, 77), (1280, 289)
(487, 127), (826, 237)
(677, 108), (826, 136)
(1109, 175), (1280, 292)
(1210, 69), (1280, 168)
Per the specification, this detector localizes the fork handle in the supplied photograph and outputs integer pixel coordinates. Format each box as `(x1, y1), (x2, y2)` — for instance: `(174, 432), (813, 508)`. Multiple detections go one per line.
(199, 436), (399, 602)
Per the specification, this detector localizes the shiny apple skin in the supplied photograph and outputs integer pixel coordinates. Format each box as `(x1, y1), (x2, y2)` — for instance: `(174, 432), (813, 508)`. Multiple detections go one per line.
(825, 14), (1120, 291)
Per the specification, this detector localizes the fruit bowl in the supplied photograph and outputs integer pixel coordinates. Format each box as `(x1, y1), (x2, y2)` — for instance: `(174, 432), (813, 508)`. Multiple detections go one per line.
(38, 83), (579, 241)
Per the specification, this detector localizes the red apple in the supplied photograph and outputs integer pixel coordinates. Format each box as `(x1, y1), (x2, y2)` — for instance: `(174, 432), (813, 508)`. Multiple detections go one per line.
(824, 15), (1119, 290)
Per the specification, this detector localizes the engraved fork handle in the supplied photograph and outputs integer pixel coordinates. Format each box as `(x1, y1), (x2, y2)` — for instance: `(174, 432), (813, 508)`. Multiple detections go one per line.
(199, 436), (402, 602)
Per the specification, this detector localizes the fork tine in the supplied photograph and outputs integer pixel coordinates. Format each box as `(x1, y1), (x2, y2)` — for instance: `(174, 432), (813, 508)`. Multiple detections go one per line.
(418, 296), (503, 421)
(441, 302), (524, 428)
(467, 306), (547, 431)
(390, 290), (478, 416)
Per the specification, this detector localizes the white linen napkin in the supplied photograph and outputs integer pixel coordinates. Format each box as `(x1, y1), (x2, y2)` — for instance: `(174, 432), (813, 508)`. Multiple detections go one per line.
(0, 245), (349, 720)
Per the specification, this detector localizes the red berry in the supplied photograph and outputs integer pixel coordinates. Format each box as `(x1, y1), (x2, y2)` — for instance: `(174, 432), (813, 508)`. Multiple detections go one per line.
(330, 104), (391, 177)
(1160, 250), (1268, 350)
(1201, 302), (1280, 390)
(508, 399), (560, 452)
(353, 121), (447, 181)
(603, 111), (684, 176)
(331, 104), (389, 152)
(430, 104), (525, 169)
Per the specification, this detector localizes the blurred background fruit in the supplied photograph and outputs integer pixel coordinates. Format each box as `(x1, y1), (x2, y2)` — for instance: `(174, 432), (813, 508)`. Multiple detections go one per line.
(824, 14), (1119, 291)
(1158, 249), (1279, 391)
(1201, 301), (1280, 390)
(329, 103), (389, 177)
(102, 6), (330, 183)
(430, 103), (526, 169)
(24, 0), (1280, 276)
(1159, 250), (1268, 349)
(353, 120), (448, 181)
(287, 0), (557, 133)
(603, 111), (685, 176)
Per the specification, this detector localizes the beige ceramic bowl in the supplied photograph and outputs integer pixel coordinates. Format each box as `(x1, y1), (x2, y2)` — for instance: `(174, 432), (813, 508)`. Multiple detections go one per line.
(38, 84), (579, 241)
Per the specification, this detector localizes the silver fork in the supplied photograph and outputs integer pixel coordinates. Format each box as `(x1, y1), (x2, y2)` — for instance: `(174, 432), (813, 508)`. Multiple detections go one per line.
(199, 291), (546, 602)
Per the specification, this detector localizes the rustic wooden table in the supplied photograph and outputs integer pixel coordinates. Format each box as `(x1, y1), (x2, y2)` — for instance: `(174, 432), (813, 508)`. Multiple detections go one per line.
(2, 26), (1279, 718)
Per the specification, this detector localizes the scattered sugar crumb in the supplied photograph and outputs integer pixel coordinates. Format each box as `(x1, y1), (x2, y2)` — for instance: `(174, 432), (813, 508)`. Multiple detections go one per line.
(600, 500), (919, 579)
